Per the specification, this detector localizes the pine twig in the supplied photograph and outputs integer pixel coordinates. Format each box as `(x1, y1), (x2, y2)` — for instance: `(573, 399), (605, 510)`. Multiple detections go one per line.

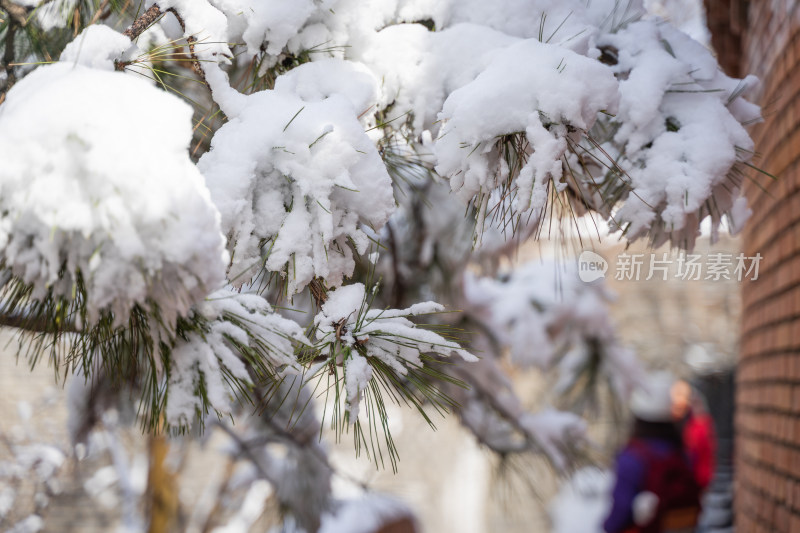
(0, 311), (76, 334)
(309, 277), (329, 306)
(118, 3), (209, 88)
(122, 3), (161, 40)
(185, 35), (207, 84)
(0, 0), (28, 27)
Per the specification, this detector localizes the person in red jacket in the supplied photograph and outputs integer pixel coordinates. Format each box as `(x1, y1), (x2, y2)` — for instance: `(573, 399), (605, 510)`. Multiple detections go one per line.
(604, 373), (701, 533)
(671, 380), (716, 491)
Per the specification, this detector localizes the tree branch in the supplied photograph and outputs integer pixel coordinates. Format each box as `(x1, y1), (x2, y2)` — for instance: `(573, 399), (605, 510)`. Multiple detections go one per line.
(0, 0), (25, 101)
(385, 221), (405, 308)
(89, 0), (111, 26)
(0, 0), (29, 27)
(122, 3), (161, 40)
(0, 311), (78, 334)
(118, 4), (208, 87)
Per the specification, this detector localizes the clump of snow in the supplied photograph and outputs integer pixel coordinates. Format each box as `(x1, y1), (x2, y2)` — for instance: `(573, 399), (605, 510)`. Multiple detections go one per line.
(355, 23), (519, 132)
(3, 443), (65, 482)
(166, 288), (308, 427)
(0, 486), (14, 519)
(273, 59), (379, 117)
(83, 466), (118, 499)
(0, 427), (67, 530)
(397, 0), (607, 51)
(7, 515), (45, 533)
(342, 354), (373, 420)
(198, 64), (395, 294)
(209, 0), (320, 58)
(60, 26), (136, 71)
(159, 10), (185, 40)
(594, 21), (759, 248)
(435, 38), (619, 236)
(645, 0), (710, 44)
(29, 0), (78, 31)
(727, 196), (752, 235)
(212, 480), (273, 533)
(314, 283), (476, 418)
(0, 62), (228, 329)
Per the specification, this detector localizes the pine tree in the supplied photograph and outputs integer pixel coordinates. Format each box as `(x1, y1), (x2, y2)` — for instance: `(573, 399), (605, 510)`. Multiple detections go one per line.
(0, 1), (762, 531)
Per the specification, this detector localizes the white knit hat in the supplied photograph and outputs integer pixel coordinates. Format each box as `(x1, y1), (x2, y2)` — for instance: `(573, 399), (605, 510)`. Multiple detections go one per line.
(629, 371), (676, 422)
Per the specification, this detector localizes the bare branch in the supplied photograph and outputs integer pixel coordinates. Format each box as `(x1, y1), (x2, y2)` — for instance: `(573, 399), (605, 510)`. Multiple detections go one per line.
(0, 0), (28, 27)
(185, 35), (207, 84)
(122, 3), (161, 40)
(0, 311), (77, 334)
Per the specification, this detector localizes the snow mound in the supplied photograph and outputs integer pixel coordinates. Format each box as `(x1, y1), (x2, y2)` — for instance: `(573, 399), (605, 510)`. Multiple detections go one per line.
(550, 467), (612, 533)
(60, 25), (136, 71)
(0, 63), (228, 328)
(199, 63), (395, 294)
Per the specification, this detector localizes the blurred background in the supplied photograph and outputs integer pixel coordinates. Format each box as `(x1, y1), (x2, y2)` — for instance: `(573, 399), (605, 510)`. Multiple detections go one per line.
(0, 227), (741, 533)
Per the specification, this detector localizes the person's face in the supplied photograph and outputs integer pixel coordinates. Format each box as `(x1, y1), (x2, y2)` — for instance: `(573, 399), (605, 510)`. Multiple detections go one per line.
(671, 380), (691, 419)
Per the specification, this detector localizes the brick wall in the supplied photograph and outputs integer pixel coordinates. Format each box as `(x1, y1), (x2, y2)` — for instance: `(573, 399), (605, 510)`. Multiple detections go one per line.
(704, 0), (745, 77)
(705, 1), (800, 530)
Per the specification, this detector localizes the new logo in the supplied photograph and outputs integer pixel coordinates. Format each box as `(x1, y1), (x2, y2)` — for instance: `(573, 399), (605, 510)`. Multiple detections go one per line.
(578, 250), (608, 283)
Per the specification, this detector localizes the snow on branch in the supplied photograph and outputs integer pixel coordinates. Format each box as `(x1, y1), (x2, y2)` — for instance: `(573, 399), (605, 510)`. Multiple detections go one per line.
(435, 38), (619, 238)
(0, 0), (761, 505)
(0, 61), (228, 331)
(452, 351), (591, 470)
(592, 21), (760, 248)
(199, 61), (395, 295)
(313, 283), (476, 421)
(166, 289), (308, 429)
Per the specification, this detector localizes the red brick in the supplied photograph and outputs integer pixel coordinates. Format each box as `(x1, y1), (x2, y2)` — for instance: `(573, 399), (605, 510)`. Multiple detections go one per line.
(708, 0), (800, 526)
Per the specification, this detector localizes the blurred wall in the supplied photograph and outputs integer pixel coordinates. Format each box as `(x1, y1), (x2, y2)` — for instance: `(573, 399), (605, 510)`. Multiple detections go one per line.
(705, 1), (800, 530)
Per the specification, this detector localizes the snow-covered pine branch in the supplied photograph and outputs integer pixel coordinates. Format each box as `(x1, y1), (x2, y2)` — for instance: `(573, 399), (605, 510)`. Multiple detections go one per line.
(198, 60), (395, 294)
(434, 38), (620, 238)
(134, 0), (760, 254)
(165, 288), (309, 429)
(428, 260), (642, 471)
(314, 283), (475, 416)
(592, 21), (759, 248)
(309, 282), (475, 468)
(0, 59), (227, 332)
(0, 29), (315, 432)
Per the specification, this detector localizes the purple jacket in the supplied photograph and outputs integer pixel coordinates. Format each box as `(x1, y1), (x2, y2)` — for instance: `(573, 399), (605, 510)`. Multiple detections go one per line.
(603, 438), (679, 533)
